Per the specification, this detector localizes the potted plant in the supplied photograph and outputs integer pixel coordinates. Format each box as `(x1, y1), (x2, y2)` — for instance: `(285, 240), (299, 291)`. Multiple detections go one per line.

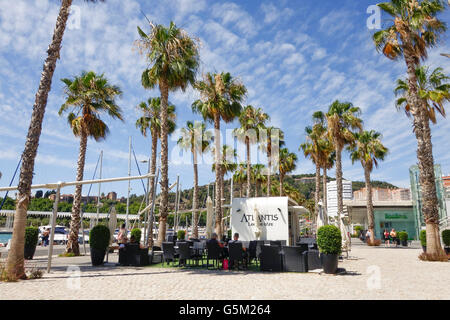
(442, 230), (450, 255)
(420, 230), (427, 252)
(177, 230), (186, 241)
(24, 227), (39, 260)
(317, 225), (342, 274)
(398, 231), (408, 247)
(131, 228), (142, 243)
(89, 225), (110, 266)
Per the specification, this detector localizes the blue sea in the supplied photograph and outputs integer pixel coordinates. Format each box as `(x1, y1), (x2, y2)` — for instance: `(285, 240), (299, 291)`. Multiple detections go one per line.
(0, 232), (12, 244)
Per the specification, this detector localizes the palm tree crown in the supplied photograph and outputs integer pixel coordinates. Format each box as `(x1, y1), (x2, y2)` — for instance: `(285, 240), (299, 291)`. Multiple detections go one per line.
(348, 130), (389, 172)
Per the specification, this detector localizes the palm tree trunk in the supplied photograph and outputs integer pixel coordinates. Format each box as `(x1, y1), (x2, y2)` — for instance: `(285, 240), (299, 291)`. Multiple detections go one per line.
(400, 30), (445, 259)
(267, 147), (271, 197)
(5, 0), (73, 279)
(239, 184), (243, 198)
(213, 113), (223, 237)
(246, 137), (251, 198)
(65, 132), (88, 255)
(279, 174), (284, 196)
(157, 79), (169, 246)
(323, 167), (328, 224)
(255, 182), (258, 197)
(146, 132), (158, 248)
(335, 147), (343, 229)
(192, 150), (199, 239)
(364, 164), (375, 244)
(314, 164), (320, 223)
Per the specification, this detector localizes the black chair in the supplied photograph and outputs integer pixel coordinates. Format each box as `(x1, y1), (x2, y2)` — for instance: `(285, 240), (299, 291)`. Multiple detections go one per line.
(282, 246), (308, 272)
(149, 246), (162, 264)
(260, 245), (283, 272)
(192, 241), (205, 266)
(248, 241), (258, 264)
(228, 242), (247, 270)
(270, 240), (282, 247)
(206, 241), (222, 270)
(118, 246), (128, 265)
(177, 242), (192, 267)
(162, 242), (178, 266)
(123, 243), (140, 266)
(307, 249), (322, 270)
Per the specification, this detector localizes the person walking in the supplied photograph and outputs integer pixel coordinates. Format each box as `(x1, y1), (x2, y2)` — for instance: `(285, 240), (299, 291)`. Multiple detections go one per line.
(118, 224), (128, 248)
(384, 229), (390, 247)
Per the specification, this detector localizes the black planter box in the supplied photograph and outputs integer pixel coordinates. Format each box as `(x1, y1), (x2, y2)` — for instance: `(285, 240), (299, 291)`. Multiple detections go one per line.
(24, 246), (37, 260)
(90, 247), (106, 266)
(321, 253), (338, 274)
(401, 240), (408, 247)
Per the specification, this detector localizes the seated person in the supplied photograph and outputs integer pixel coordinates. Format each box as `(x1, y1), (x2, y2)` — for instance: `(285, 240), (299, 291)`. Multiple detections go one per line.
(208, 233), (227, 258)
(129, 235), (147, 249)
(228, 233), (248, 267)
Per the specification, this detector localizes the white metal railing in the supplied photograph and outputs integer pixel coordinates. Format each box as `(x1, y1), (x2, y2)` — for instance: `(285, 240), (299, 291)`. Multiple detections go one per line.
(0, 173), (153, 273)
(439, 216), (450, 229)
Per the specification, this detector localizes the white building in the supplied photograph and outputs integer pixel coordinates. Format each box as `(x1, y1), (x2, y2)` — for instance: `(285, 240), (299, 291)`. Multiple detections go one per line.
(327, 180), (352, 217)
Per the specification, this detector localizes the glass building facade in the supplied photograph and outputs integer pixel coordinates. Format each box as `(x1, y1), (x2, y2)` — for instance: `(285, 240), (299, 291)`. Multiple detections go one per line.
(409, 165), (448, 239)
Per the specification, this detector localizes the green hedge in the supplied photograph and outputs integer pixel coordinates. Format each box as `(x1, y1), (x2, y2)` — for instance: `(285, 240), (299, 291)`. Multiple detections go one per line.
(442, 230), (450, 247)
(177, 230), (186, 240)
(89, 225), (110, 250)
(420, 230), (427, 247)
(25, 227), (39, 248)
(131, 228), (142, 243)
(317, 225), (342, 255)
(398, 231), (408, 242)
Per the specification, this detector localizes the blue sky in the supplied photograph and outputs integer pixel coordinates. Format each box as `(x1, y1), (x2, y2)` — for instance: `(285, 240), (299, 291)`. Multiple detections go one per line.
(0, 0), (449, 198)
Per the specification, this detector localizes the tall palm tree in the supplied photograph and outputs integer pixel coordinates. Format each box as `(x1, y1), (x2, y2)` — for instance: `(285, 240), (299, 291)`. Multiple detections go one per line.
(136, 97), (176, 247)
(192, 72), (246, 237)
(348, 130), (388, 244)
(373, 0), (448, 260)
(234, 106), (269, 197)
(233, 162), (247, 198)
(59, 71), (122, 255)
(5, 0), (105, 280)
(252, 164), (267, 197)
(278, 148), (298, 196)
(300, 122), (327, 223)
(177, 121), (211, 239)
(136, 21), (199, 246)
(315, 101), (362, 227)
(259, 127), (285, 197)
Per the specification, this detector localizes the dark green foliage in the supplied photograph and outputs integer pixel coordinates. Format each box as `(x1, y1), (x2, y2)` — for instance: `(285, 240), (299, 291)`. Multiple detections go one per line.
(420, 230), (427, 247)
(24, 227), (39, 248)
(177, 230), (186, 240)
(35, 190), (43, 199)
(442, 230), (450, 247)
(398, 231), (408, 241)
(317, 225), (342, 255)
(89, 225), (110, 250)
(131, 228), (142, 243)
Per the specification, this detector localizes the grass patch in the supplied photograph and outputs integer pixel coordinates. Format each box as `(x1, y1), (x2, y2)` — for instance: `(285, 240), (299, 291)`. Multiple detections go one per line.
(146, 259), (261, 272)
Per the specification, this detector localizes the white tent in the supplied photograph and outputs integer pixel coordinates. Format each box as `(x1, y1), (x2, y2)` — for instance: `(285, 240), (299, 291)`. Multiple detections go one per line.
(206, 196), (214, 239)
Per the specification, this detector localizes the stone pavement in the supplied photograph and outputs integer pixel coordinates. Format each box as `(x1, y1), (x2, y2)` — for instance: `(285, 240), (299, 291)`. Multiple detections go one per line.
(1, 243), (449, 300)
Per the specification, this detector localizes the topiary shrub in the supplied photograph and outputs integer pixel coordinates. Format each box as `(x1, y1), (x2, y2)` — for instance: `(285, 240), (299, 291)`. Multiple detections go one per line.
(420, 230), (427, 247)
(131, 228), (142, 243)
(89, 225), (110, 251)
(25, 227), (39, 248)
(177, 230), (186, 241)
(442, 230), (450, 247)
(317, 225), (342, 255)
(398, 231), (408, 242)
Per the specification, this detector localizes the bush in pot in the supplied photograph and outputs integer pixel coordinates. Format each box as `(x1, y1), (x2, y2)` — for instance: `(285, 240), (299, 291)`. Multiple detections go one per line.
(24, 227), (39, 260)
(177, 230), (186, 241)
(131, 228), (142, 243)
(398, 231), (408, 246)
(89, 225), (110, 266)
(317, 225), (342, 274)
(420, 230), (427, 252)
(442, 230), (450, 255)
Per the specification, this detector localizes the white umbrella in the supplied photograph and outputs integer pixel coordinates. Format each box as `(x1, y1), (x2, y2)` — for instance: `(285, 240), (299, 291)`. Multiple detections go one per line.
(340, 216), (351, 256)
(316, 201), (325, 231)
(108, 206), (117, 246)
(253, 205), (262, 239)
(206, 196), (214, 239)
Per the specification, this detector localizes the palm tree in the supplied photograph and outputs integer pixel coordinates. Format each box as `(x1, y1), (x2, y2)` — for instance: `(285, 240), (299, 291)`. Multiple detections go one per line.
(278, 148), (298, 196)
(316, 101), (362, 227)
(348, 130), (388, 244)
(177, 121), (211, 239)
(136, 21), (199, 246)
(192, 72), (246, 237)
(233, 162), (247, 198)
(373, 0), (447, 260)
(5, 0), (105, 280)
(252, 164), (267, 197)
(259, 127), (285, 197)
(234, 106), (269, 197)
(59, 71), (122, 255)
(300, 122), (327, 223)
(136, 97), (176, 247)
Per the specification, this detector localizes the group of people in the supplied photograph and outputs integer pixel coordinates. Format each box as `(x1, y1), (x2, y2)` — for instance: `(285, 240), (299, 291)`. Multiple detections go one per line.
(207, 232), (248, 268)
(383, 228), (399, 247)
